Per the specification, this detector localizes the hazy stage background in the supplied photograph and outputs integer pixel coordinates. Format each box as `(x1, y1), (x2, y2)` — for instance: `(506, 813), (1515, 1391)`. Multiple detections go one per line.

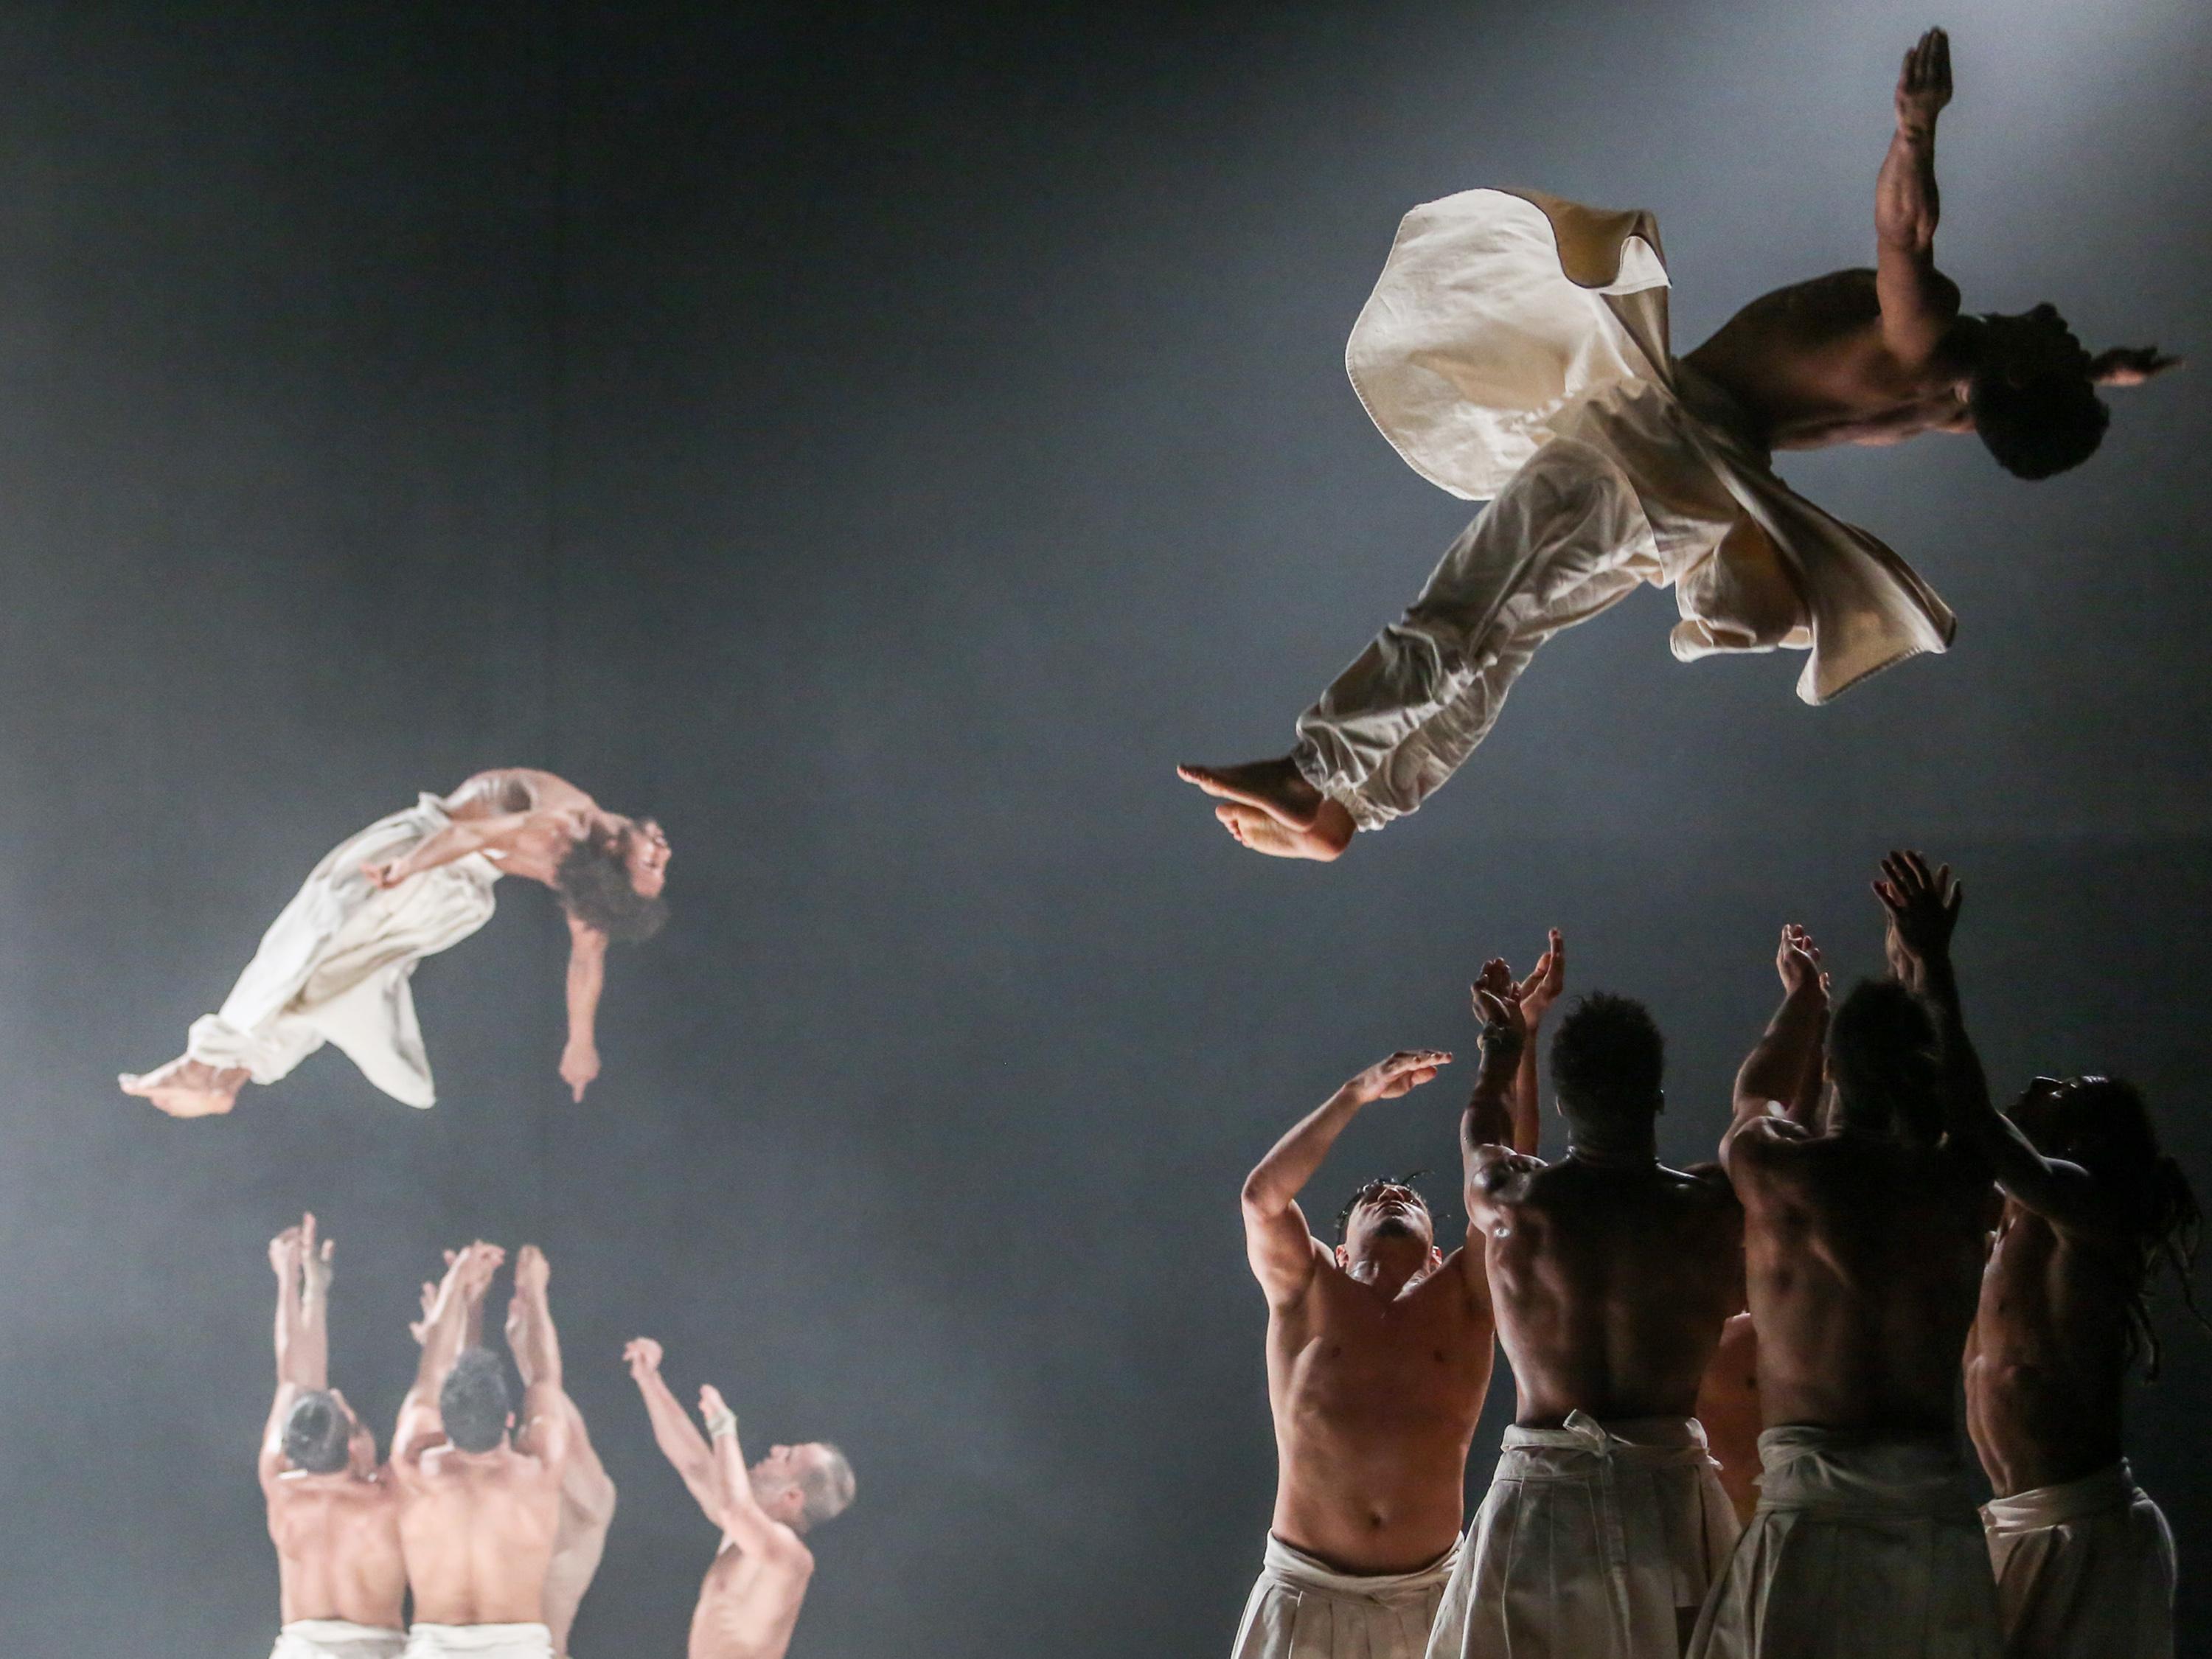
(0, 1), (2205, 1653)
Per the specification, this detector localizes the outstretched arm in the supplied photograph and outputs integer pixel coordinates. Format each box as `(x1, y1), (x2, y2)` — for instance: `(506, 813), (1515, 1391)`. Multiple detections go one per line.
(1875, 27), (1958, 364)
(2090, 347), (2184, 389)
(625, 1338), (724, 1522)
(505, 1245), (573, 1470)
(698, 1383), (806, 1560)
(560, 917), (607, 1102)
(1874, 852), (2093, 1215)
(1464, 973), (1533, 1232)
(395, 1242), (504, 1461)
(1510, 931), (1565, 1155)
(262, 1220), (309, 1484)
(1241, 1051), (1452, 1306)
(1725, 928), (1830, 1170)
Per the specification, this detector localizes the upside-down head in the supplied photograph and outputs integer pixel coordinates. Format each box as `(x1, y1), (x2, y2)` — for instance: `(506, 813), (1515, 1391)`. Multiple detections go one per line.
(1969, 304), (2108, 481)
(557, 818), (671, 943)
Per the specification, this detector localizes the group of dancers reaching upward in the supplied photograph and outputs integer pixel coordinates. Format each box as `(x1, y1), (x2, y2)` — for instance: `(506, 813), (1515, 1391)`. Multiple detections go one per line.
(1239, 851), (2197, 1659)
(260, 1219), (852, 1659)
(111, 23), (2191, 1659)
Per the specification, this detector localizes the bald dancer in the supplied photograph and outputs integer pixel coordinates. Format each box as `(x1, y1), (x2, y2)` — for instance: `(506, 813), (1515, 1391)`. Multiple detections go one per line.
(1880, 853), (2195, 1658)
(1691, 897), (2000, 1658)
(1429, 973), (1741, 1659)
(394, 1243), (571, 1659)
(122, 768), (670, 1115)
(262, 1214), (407, 1659)
(624, 1338), (856, 1659)
(1182, 27), (2177, 860)
(1231, 940), (1559, 1659)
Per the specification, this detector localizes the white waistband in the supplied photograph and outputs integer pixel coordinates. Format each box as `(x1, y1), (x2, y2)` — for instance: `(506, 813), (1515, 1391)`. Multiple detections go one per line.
(1260, 1533), (1460, 1599)
(1981, 1460), (2142, 1532)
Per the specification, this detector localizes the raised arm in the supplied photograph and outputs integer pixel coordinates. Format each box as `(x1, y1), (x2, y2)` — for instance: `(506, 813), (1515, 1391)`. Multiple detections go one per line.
(505, 1245), (573, 1470)
(1511, 931), (1565, 1155)
(1725, 927), (1830, 1170)
(625, 1338), (724, 1521)
(1463, 975), (1532, 1233)
(560, 916), (608, 1102)
(395, 1242), (503, 1461)
(1240, 1050), (1452, 1307)
(1874, 27), (1958, 364)
(261, 1220), (308, 1484)
(1874, 852), (2091, 1214)
(698, 1382), (807, 1562)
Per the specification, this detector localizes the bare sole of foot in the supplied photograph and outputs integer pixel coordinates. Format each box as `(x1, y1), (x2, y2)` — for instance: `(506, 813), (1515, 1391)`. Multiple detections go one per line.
(1213, 801), (1353, 861)
(119, 1058), (247, 1118)
(1176, 757), (1322, 831)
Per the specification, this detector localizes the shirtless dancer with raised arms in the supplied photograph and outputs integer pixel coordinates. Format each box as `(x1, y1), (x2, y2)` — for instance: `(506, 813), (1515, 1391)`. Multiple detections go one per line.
(123, 768), (669, 1115)
(262, 1214), (406, 1659)
(624, 1338), (856, 1659)
(1431, 971), (1742, 1659)
(1691, 878), (2000, 1658)
(1183, 28), (2177, 860)
(1231, 940), (1559, 1659)
(394, 1243), (571, 1659)
(1884, 852), (2197, 1658)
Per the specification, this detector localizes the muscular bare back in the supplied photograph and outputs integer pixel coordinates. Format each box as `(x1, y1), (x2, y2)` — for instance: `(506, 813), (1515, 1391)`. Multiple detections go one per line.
(397, 1445), (564, 1626)
(1266, 1244), (1495, 1571)
(1478, 1158), (1742, 1426)
(1966, 1200), (2135, 1497)
(689, 1537), (815, 1659)
(443, 770), (599, 885)
(1732, 1130), (1989, 1432)
(267, 1472), (406, 1630)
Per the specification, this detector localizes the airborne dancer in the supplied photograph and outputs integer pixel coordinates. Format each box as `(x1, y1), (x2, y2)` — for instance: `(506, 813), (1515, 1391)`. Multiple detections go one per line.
(1183, 29), (2176, 860)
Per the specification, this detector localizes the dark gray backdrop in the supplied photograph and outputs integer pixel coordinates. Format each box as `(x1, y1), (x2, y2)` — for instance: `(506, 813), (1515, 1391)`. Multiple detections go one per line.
(0, 1), (2205, 1654)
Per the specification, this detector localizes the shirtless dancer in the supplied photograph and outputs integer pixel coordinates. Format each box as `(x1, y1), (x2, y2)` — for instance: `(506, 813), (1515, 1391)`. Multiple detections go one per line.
(1183, 28), (2177, 860)
(1882, 852), (2196, 1658)
(411, 1259), (618, 1659)
(394, 1243), (571, 1659)
(1431, 975), (1742, 1659)
(624, 1338), (855, 1659)
(262, 1214), (407, 1659)
(1691, 891), (2000, 1658)
(122, 768), (670, 1114)
(1231, 940), (1559, 1659)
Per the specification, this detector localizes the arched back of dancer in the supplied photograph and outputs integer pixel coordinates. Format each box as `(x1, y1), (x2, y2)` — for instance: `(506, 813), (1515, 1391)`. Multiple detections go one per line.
(1182, 29), (2177, 861)
(1430, 971), (1742, 1659)
(1690, 881), (2001, 1658)
(392, 1244), (571, 1659)
(122, 768), (669, 1116)
(261, 1214), (407, 1659)
(623, 1338), (854, 1659)
(1885, 852), (2197, 1659)
(1228, 939), (1557, 1659)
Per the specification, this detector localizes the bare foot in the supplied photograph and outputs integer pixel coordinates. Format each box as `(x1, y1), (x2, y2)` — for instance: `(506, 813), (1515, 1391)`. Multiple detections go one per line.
(119, 1056), (248, 1118)
(1213, 801), (1354, 861)
(1177, 756), (1324, 830)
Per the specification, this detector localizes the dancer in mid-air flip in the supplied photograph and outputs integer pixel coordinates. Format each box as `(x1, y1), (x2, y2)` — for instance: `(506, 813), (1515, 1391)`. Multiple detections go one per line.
(1182, 27), (2177, 859)
(121, 768), (669, 1115)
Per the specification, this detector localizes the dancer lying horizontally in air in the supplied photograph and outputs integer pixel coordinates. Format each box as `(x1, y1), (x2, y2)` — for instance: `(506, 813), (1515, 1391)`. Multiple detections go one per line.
(624, 1337), (855, 1659)
(261, 1214), (407, 1659)
(394, 1243), (572, 1659)
(1182, 28), (2178, 860)
(1430, 975), (1743, 1659)
(122, 768), (669, 1115)
(1230, 939), (1559, 1659)
(1691, 885), (2002, 1658)
(1882, 852), (2197, 1659)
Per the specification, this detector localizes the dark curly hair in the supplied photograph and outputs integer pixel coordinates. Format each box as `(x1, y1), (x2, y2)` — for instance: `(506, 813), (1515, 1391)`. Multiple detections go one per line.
(1969, 366), (2110, 481)
(282, 1390), (352, 1474)
(556, 827), (668, 945)
(2030, 1077), (2205, 1380)
(1826, 979), (1943, 1144)
(1550, 993), (1665, 1138)
(1334, 1172), (1433, 1243)
(439, 1347), (512, 1453)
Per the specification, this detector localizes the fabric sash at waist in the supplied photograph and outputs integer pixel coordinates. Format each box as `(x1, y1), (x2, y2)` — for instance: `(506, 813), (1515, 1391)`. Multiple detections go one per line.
(1980, 1459), (2143, 1534)
(1754, 1425), (1976, 1520)
(281, 1622), (406, 1644)
(1498, 1410), (1714, 1474)
(1259, 1533), (1461, 1602)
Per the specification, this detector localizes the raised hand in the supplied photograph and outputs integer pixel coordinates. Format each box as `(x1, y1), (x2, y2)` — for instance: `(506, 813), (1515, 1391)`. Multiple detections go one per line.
(2090, 346), (2183, 388)
(1515, 929), (1566, 1029)
(1896, 26), (1952, 131)
(1775, 925), (1828, 1001)
(1343, 1049), (1453, 1105)
(269, 1220), (305, 1280)
(299, 1212), (335, 1298)
(452, 1240), (506, 1302)
(1874, 849), (1962, 985)
(514, 1243), (550, 1298)
(1472, 977), (1528, 1055)
(623, 1336), (664, 1381)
